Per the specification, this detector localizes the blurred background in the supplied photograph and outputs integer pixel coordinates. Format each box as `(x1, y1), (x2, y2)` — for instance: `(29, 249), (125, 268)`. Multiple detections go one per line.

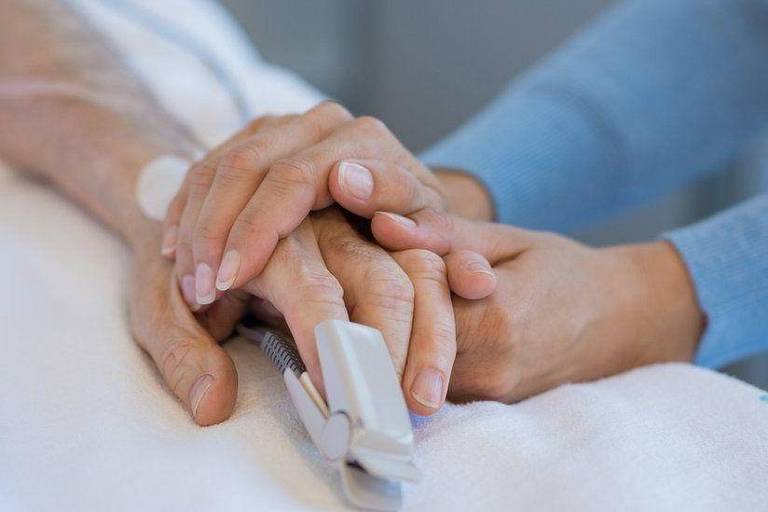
(220, 0), (767, 388)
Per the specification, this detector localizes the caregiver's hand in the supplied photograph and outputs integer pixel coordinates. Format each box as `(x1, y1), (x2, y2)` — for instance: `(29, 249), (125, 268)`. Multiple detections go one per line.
(163, 102), (494, 305)
(371, 210), (706, 402)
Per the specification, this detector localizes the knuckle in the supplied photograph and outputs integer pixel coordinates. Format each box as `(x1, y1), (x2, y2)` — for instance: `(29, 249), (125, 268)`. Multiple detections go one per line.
(215, 163), (249, 189)
(277, 239), (344, 302)
(194, 220), (226, 246)
(174, 238), (192, 261)
(219, 143), (263, 176)
(364, 267), (415, 319)
(425, 208), (455, 235)
(399, 249), (447, 282)
(355, 115), (389, 135)
(430, 319), (457, 348)
(269, 157), (317, 188)
(159, 337), (201, 392)
(232, 206), (265, 235)
(331, 235), (378, 260)
(315, 100), (353, 122)
(187, 162), (215, 193)
(175, 225), (193, 252)
(295, 269), (344, 304)
(245, 114), (274, 133)
(402, 175), (425, 207)
(534, 230), (561, 246)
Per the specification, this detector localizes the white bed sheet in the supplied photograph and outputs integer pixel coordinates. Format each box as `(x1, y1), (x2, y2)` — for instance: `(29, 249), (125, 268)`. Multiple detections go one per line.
(2, 161), (768, 511)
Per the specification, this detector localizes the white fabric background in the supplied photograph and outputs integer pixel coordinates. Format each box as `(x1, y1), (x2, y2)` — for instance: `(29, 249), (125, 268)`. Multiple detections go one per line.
(2, 1), (768, 510)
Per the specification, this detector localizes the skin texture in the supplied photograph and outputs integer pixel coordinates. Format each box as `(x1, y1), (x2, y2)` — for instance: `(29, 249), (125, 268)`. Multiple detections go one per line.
(163, 105), (497, 305)
(164, 96), (705, 406)
(134, 208), (463, 422)
(163, 120), (498, 416)
(369, 210), (705, 402)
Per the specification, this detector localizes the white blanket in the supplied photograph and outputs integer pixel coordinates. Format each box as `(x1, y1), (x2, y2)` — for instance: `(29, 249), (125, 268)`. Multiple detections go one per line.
(2, 1), (767, 510)
(1, 173), (767, 510)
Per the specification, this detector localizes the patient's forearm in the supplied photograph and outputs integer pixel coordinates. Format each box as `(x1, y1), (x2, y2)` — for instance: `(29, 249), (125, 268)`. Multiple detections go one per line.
(0, 0), (200, 245)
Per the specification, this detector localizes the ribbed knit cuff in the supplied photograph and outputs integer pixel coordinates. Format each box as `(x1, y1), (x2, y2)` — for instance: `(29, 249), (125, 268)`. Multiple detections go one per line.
(664, 195), (768, 369)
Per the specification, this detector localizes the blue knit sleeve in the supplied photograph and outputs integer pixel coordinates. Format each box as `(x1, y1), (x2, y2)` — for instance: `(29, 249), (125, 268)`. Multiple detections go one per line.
(421, 0), (768, 231)
(663, 195), (768, 368)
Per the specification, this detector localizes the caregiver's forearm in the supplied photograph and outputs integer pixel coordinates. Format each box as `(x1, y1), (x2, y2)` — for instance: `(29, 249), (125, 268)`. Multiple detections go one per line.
(422, 0), (768, 231)
(0, 0), (200, 245)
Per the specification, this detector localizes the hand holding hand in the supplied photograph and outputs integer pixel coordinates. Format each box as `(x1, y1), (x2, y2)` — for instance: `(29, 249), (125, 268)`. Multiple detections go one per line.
(371, 210), (706, 401)
(135, 203), (498, 423)
(163, 102), (471, 304)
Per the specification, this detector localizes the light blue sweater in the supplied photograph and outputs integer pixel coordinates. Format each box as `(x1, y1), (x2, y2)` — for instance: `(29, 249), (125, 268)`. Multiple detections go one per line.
(422, 0), (768, 369)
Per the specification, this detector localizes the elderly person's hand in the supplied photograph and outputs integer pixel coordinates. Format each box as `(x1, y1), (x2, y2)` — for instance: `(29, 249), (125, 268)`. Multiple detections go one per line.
(161, 102), (495, 305)
(133, 205), (494, 424)
(368, 210), (706, 402)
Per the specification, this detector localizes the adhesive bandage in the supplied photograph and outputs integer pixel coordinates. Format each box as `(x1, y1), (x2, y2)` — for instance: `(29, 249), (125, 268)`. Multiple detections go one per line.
(135, 155), (190, 220)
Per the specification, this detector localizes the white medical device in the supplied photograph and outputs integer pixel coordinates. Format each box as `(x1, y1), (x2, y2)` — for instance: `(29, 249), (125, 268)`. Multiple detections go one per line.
(237, 319), (421, 511)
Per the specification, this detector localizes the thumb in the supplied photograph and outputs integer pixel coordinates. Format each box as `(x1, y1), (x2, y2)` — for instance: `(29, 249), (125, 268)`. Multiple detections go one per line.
(328, 158), (445, 218)
(129, 257), (238, 426)
(371, 209), (535, 264)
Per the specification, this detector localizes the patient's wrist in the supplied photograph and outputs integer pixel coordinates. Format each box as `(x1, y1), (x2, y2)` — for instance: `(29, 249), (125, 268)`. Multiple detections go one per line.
(433, 168), (495, 221)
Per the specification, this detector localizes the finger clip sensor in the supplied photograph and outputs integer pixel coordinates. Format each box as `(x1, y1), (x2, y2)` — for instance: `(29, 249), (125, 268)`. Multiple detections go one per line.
(237, 319), (421, 511)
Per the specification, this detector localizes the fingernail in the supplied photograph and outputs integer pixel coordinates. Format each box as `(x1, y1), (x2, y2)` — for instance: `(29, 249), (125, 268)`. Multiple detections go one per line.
(181, 274), (199, 310)
(411, 369), (444, 409)
(338, 161), (374, 200)
(216, 250), (240, 291)
(376, 211), (416, 228)
(161, 226), (178, 256)
(190, 373), (214, 420)
(467, 260), (495, 278)
(195, 263), (215, 305)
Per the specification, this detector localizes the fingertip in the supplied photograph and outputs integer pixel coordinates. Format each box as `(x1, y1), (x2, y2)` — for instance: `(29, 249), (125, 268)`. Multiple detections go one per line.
(190, 353), (238, 426)
(372, 211), (451, 255)
(445, 250), (497, 300)
(195, 262), (216, 305)
(459, 272), (497, 300)
(215, 249), (241, 292)
(375, 211), (417, 229)
(370, 211), (418, 250)
(225, 228), (279, 290)
(327, 163), (347, 208)
(407, 367), (446, 416)
(329, 160), (377, 217)
(306, 363), (326, 401)
(180, 274), (202, 311)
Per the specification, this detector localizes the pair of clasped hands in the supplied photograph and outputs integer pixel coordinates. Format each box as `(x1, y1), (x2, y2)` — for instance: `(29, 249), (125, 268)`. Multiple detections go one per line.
(131, 102), (701, 426)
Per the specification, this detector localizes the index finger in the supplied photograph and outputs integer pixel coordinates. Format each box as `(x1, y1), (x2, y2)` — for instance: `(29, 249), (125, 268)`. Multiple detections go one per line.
(162, 114), (280, 257)
(222, 116), (402, 290)
(241, 220), (349, 394)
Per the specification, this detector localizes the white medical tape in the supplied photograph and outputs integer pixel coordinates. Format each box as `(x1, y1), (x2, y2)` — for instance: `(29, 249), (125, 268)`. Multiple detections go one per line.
(135, 154), (191, 220)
